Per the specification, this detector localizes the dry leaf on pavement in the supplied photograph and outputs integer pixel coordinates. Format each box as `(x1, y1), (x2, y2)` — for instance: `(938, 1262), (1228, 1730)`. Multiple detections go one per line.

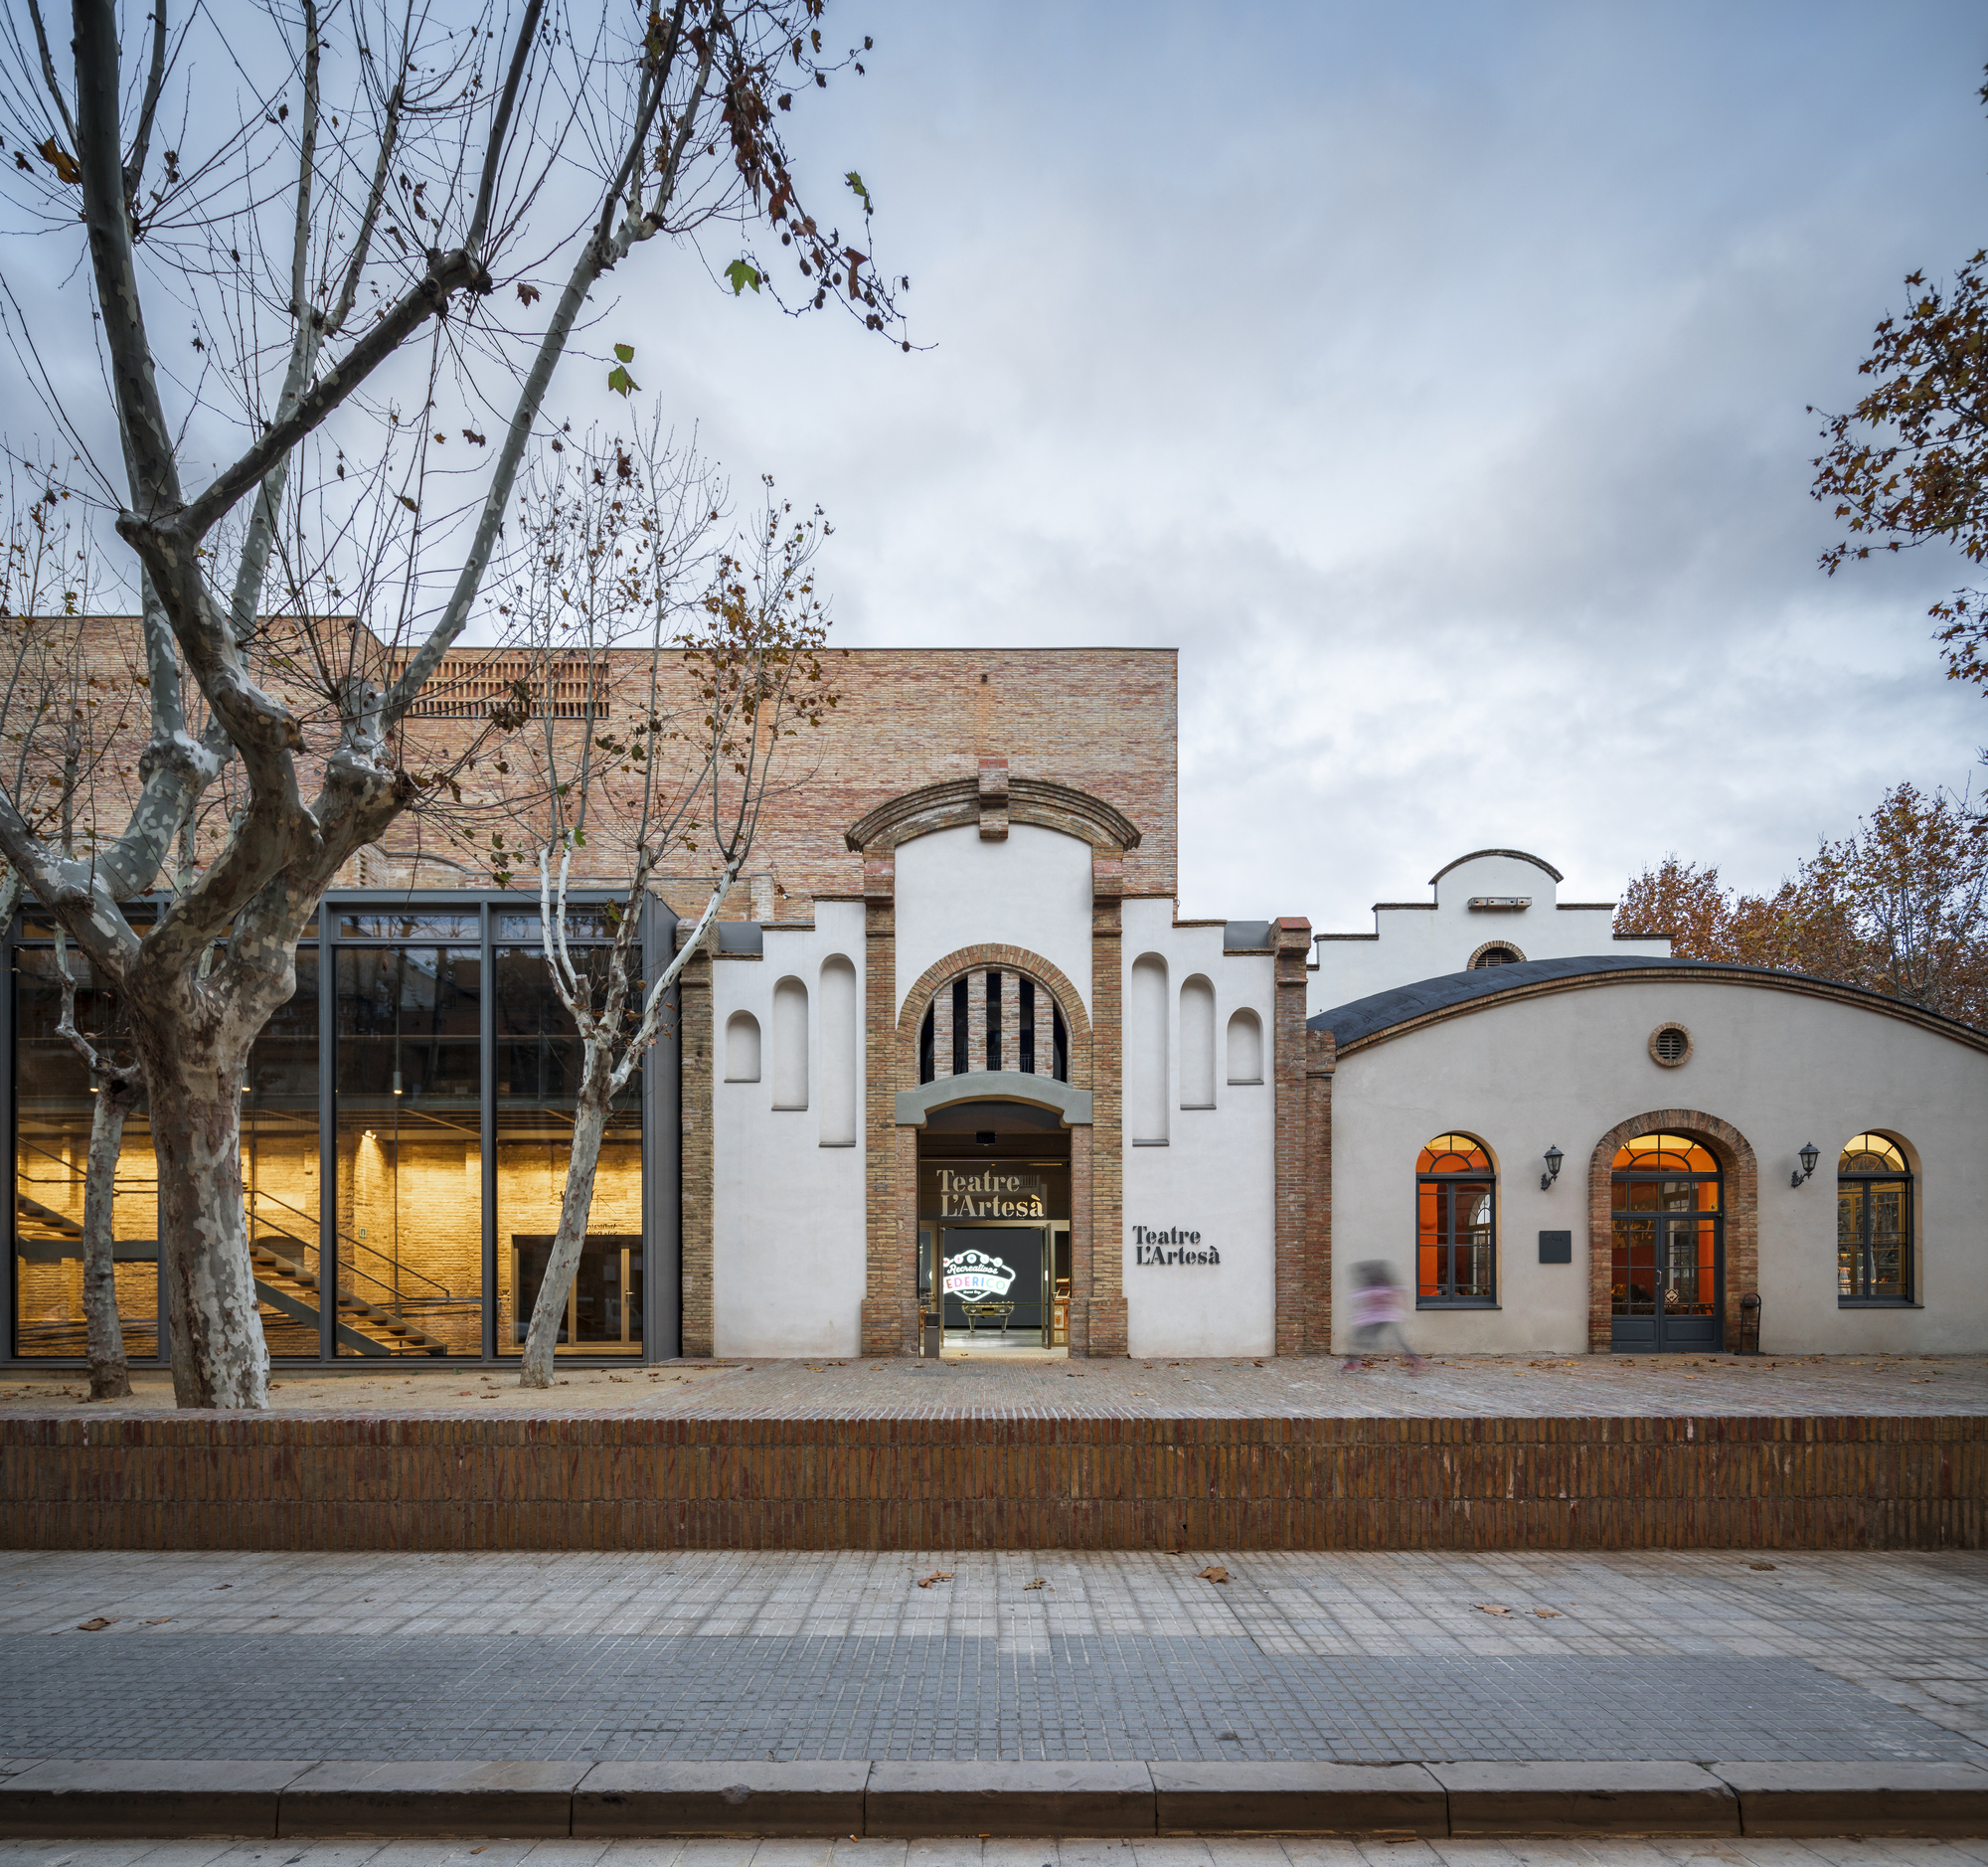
(915, 1571), (953, 1589)
(1199, 1566), (1230, 1584)
(1023, 1579), (1048, 1590)
(76, 1616), (113, 1630)
(1472, 1604), (1513, 1616)
(1748, 1561), (1777, 1571)
(1533, 1609), (1563, 1618)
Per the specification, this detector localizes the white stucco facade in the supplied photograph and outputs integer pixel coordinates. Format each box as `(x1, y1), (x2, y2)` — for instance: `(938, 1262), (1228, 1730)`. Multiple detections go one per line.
(1119, 903), (1277, 1359)
(1328, 973), (1988, 1356)
(1312, 849), (1669, 1012)
(710, 902), (868, 1357)
(685, 731), (1981, 1365)
(894, 824), (1093, 1015)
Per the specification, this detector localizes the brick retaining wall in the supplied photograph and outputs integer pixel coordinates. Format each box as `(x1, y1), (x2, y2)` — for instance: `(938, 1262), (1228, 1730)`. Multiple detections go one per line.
(2, 1413), (1979, 1551)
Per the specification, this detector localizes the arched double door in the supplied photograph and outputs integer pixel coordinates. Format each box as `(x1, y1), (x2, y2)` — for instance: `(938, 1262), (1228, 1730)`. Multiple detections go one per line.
(1609, 1131), (1723, 1352)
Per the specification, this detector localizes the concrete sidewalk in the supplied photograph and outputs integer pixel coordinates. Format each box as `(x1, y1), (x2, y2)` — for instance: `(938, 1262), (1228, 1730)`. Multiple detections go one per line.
(1, 1549), (1984, 1836)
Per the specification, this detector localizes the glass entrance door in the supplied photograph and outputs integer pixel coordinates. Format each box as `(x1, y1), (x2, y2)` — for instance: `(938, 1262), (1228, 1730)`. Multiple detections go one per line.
(938, 1223), (1047, 1346)
(1610, 1132), (1723, 1351)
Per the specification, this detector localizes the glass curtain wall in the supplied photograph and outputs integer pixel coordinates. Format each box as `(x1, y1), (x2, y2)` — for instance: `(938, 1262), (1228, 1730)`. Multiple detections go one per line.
(247, 945), (324, 1354)
(495, 911), (644, 1356)
(10, 918), (320, 1361)
(12, 896), (656, 1363)
(11, 934), (159, 1358)
(333, 915), (484, 1355)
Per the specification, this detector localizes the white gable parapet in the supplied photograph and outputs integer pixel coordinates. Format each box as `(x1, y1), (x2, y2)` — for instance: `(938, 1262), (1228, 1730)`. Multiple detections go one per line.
(1310, 847), (1670, 1013)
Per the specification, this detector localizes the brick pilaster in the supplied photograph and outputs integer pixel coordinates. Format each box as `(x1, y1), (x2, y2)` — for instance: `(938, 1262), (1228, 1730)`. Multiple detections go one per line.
(860, 856), (903, 1356)
(1067, 1123), (1091, 1355)
(1271, 917), (1312, 1357)
(1086, 852), (1127, 1355)
(1305, 1026), (1335, 1355)
(677, 932), (715, 1357)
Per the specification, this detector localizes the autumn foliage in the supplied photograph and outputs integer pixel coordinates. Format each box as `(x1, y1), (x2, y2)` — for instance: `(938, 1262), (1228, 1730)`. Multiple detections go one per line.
(1812, 67), (1988, 693)
(1616, 783), (1988, 1030)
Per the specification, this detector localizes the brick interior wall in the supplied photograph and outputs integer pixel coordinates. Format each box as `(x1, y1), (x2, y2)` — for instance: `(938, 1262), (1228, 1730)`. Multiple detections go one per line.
(4, 1413), (1977, 1550)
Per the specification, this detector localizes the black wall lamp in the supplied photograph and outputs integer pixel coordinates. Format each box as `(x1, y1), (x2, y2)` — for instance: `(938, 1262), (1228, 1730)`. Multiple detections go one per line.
(1790, 1142), (1820, 1189)
(1540, 1144), (1564, 1192)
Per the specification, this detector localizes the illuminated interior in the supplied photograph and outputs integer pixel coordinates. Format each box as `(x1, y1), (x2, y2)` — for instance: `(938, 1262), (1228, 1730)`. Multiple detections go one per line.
(11, 902), (650, 1362)
(1415, 1131), (1493, 1302)
(1609, 1130), (1722, 1348)
(1838, 1131), (1910, 1302)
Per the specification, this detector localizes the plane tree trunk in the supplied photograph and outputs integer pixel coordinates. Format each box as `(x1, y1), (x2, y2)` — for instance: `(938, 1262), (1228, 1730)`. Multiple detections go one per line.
(80, 1068), (142, 1403)
(518, 1046), (614, 1389)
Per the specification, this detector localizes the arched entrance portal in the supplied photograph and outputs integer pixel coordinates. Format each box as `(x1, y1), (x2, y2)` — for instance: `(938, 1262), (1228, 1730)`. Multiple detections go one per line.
(1609, 1131), (1724, 1352)
(918, 1100), (1072, 1355)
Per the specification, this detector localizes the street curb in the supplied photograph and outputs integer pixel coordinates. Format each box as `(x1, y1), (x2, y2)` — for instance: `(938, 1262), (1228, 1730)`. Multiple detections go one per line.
(1, 1759), (1985, 1838)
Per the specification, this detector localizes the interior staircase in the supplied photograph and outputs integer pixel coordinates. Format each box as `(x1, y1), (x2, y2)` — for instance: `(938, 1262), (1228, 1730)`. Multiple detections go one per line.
(16, 1189), (447, 1357)
(248, 1231), (447, 1356)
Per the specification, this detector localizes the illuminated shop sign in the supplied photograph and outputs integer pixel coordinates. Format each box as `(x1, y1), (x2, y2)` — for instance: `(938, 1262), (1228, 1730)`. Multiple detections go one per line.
(936, 1167), (1046, 1220)
(1132, 1225), (1220, 1267)
(941, 1248), (1018, 1300)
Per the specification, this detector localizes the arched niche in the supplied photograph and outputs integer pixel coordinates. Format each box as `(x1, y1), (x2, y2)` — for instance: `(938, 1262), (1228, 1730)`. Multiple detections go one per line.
(1129, 952), (1169, 1144)
(1226, 1007), (1263, 1086)
(771, 975), (809, 1110)
(724, 1009), (761, 1084)
(1180, 974), (1216, 1108)
(819, 954), (858, 1145)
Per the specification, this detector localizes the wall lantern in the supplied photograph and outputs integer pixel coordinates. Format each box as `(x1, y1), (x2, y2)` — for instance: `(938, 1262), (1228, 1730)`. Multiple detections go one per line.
(1540, 1144), (1564, 1192)
(1790, 1142), (1820, 1189)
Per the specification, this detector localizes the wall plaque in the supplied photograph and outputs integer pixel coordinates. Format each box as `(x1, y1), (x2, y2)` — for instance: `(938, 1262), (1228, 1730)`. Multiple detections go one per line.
(1538, 1229), (1573, 1264)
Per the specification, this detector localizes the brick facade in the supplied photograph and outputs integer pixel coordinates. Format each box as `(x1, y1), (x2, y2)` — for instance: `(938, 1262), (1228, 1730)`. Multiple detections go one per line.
(7, 1411), (1977, 1550)
(1304, 1027), (1336, 1354)
(1271, 918), (1314, 1356)
(1586, 1107), (1759, 1354)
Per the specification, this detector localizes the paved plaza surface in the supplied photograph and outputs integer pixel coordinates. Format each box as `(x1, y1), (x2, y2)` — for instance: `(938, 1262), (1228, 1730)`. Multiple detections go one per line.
(1, 1354), (1983, 1419)
(2, 1835), (1988, 1867)
(2, 1549), (1983, 1766)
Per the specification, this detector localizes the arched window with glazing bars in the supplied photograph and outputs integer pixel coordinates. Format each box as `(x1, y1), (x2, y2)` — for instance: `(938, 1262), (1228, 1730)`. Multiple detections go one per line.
(1416, 1133), (1495, 1306)
(1838, 1133), (1911, 1304)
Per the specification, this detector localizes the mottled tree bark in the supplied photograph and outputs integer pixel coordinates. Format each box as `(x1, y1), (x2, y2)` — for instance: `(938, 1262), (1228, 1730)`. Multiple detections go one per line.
(80, 1069), (141, 1402)
(519, 1054), (612, 1389)
(134, 1022), (267, 1410)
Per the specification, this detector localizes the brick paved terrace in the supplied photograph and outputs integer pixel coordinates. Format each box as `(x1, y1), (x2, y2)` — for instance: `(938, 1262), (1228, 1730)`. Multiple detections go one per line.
(3, 1352), (1984, 1420)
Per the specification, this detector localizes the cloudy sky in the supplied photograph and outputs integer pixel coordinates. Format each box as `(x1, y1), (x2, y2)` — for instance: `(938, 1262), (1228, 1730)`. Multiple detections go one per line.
(610, 0), (1988, 925)
(7, 2), (1985, 928)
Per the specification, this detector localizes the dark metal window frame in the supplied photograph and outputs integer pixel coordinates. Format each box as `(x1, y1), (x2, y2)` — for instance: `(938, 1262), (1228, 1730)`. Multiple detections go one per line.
(1416, 1151), (1497, 1308)
(1837, 1147), (1915, 1307)
(1608, 1156), (1724, 1342)
(2, 887), (681, 1370)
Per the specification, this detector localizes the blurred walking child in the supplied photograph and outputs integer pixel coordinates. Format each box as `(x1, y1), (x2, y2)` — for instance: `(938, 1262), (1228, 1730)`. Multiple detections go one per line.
(1342, 1259), (1423, 1373)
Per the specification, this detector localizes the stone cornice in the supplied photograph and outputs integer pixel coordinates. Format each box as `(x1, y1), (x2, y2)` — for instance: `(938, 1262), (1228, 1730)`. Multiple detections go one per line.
(846, 776), (1141, 855)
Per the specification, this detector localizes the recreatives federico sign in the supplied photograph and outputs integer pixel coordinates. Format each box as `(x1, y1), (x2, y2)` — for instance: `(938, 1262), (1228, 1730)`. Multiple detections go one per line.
(935, 1167), (1046, 1220)
(941, 1247), (1018, 1301)
(1131, 1225), (1219, 1266)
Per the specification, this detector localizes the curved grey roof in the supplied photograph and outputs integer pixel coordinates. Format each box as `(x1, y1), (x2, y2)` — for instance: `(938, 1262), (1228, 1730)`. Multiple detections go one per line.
(1308, 953), (1988, 1053)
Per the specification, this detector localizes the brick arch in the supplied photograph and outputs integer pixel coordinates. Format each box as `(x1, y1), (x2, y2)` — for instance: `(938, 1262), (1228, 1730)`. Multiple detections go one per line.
(896, 941), (1092, 1096)
(1585, 1107), (1758, 1353)
(883, 941), (1100, 1358)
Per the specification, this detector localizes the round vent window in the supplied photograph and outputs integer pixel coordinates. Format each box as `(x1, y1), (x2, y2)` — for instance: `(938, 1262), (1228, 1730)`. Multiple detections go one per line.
(1649, 1023), (1693, 1068)
(1468, 940), (1525, 969)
